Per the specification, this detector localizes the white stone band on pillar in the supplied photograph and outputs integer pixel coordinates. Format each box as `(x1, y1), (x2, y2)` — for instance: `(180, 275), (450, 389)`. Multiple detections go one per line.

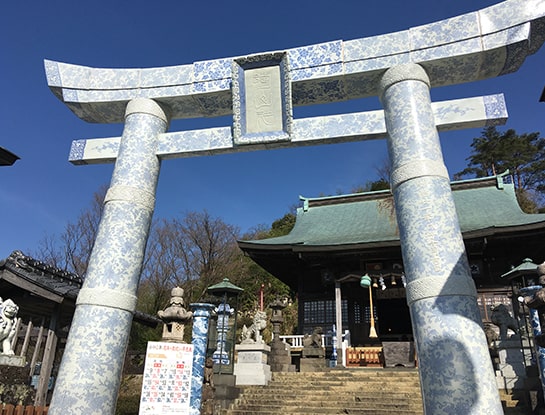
(125, 97), (169, 123)
(378, 63), (430, 98)
(390, 159), (450, 189)
(76, 287), (137, 312)
(104, 184), (156, 212)
(406, 276), (477, 305)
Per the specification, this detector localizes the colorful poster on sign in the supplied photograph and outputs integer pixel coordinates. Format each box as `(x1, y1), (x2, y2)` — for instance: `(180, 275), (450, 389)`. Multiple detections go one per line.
(139, 341), (194, 415)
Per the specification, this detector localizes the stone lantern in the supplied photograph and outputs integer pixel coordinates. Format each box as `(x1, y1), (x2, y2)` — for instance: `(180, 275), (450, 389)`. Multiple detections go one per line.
(501, 258), (545, 400)
(157, 286), (193, 343)
(268, 297), (295, 372)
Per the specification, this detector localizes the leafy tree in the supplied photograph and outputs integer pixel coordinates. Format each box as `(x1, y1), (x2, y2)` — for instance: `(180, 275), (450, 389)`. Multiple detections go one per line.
(455, 126), (545, 212)
(352, 178), (390, 193)
(266, 213), (296, 238)
(233, 217), (297, 337)
(346, 157), (391, 194)
(34, 188), (299, 345)
(33, 186), (106, 276)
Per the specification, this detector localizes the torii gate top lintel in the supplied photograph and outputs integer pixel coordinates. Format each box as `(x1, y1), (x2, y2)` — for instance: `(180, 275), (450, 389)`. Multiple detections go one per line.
(45, 0), (545, 125)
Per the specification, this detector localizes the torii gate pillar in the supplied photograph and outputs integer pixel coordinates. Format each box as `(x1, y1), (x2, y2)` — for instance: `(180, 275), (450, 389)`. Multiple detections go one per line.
(380, 64), (503, 414)
(49, 98), (169, 414)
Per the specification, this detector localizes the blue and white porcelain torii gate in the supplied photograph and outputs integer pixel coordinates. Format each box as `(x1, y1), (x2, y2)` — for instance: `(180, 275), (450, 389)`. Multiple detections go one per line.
(44, 1), (544, 414)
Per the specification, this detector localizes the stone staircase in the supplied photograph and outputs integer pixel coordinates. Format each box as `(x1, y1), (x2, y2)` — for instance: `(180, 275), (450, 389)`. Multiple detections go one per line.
(222, 369), (534, 415)
(222, 369), (424, 415)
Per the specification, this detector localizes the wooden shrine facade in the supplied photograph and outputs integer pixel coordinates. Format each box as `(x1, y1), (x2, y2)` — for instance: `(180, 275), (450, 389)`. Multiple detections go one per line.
(239, 174), (545, 347)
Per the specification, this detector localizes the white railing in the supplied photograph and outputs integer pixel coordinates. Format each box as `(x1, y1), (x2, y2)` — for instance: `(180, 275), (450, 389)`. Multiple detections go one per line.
(278, 331), (350, 349)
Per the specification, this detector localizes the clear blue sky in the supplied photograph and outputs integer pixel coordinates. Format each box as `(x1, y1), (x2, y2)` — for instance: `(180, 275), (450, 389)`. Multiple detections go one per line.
(1, 0), (543, 259)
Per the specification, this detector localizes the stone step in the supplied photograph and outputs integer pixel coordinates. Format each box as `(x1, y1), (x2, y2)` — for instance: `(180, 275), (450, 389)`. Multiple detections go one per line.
(233, 398), (423, 409)
(224, 369), (424, 415)
(272, 370), (420, 379)
(224, 409), (423, 415)
(229, 403), (416, 413)
(231, 403), (424, 412)
(268, 375), (420, 384)
(240, 384), (421, 394)
(234, 391), (422, 400)
(242, 382), (419, 389)
(225, 369), (531, 415)
(245, 381), (421, 388)
(238, 390), (421, 400)
(234, 395), (424, 406)
(254, 374), (421, 383)
(266, 378), (422, 384)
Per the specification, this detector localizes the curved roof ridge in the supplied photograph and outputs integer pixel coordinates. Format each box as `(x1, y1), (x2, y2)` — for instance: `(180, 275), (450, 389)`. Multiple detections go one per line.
(299, 173), (511, 209)
(240, 172), (545, 250)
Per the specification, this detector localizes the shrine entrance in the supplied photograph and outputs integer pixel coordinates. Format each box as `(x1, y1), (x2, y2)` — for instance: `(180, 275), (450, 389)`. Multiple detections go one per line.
(375, 290), (412, 340)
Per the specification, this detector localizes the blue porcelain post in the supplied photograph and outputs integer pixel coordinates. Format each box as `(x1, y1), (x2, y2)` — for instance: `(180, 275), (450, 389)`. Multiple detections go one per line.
(189, 303), (215, 415)
(49, 98), (169, 415)
(379, 64), (503, 415)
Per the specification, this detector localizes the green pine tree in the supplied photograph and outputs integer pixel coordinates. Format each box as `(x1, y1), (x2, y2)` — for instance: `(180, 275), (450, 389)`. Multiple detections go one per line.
(455, 126), (545, 212)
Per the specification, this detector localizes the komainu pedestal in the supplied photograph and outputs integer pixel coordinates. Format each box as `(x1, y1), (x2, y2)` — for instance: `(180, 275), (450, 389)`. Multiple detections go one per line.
(300, 327), (326, 372)
(234, 343), (271, 385)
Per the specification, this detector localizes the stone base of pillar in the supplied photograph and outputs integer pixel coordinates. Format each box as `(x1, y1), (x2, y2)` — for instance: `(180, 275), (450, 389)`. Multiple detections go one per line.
(494, 339), (529, 391)
(299, 356), (326, 372)
(234, 343), (271, 385)
(269, 340), (296, 372)
(382, 341), (416, 368)
(212, 374), (240, 410)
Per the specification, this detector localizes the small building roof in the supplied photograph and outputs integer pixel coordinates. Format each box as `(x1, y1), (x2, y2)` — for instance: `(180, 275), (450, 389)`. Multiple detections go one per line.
(0, 250), (160, 328)
(500, 258), (539, 280)
(239, 174), (545, 253)
(207, 278), (244, 296)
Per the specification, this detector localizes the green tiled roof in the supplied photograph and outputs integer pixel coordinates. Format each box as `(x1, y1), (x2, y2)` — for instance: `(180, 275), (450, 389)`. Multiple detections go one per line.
(240, 175), (545, 251)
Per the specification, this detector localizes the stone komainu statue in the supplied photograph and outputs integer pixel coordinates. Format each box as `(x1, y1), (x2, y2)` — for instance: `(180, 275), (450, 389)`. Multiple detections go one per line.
(241, 310), (267, 344)
(0, 298), (19, 355)
(302, 326), (324, 358)
(303, 326), (323, 348)
(490, 304), (518, 341)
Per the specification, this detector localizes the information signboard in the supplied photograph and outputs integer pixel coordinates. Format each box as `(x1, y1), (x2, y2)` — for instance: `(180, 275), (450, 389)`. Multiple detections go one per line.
(139, 341), (194, 415)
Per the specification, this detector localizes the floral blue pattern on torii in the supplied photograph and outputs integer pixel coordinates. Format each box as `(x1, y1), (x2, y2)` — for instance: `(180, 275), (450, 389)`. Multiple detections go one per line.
(44, 0), (545, 124)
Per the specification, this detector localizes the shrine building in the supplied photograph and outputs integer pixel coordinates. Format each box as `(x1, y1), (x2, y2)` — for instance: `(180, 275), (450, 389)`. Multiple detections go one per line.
(238, 173), (545, 347)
